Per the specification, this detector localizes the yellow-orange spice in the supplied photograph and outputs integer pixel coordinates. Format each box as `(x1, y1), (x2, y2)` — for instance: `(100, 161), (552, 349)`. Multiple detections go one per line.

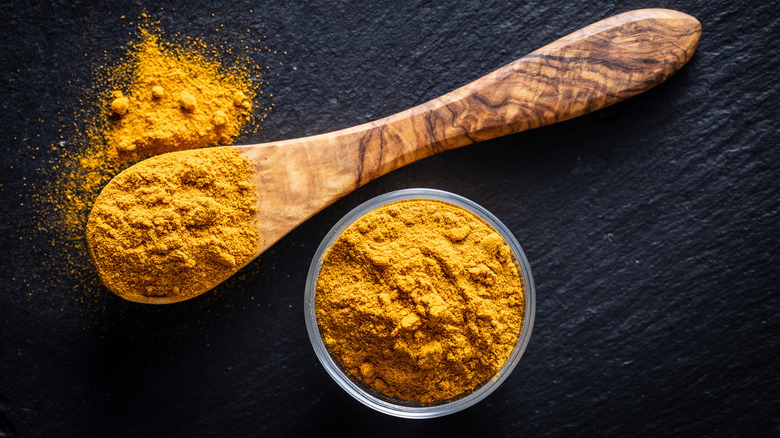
(315, 199), (526, 403)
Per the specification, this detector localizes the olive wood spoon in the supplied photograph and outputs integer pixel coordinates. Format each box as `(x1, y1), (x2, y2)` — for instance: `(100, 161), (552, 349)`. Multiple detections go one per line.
(91, 8), (701, 303)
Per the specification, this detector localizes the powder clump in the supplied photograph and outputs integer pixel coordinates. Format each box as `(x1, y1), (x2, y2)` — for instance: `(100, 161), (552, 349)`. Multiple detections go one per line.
(110, 94), (130, 115)
(85, 147), (259, 301)
(315, 199), (526, 403)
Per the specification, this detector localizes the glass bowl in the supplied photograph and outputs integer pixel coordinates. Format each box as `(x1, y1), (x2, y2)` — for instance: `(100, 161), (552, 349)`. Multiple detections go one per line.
(304, 188), (535, 418)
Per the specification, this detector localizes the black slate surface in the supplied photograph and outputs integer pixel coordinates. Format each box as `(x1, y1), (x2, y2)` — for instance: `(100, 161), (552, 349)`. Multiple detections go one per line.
(1, 1), (778, 437)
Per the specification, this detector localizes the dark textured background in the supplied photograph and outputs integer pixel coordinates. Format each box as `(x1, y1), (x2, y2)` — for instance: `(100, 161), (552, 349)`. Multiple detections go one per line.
(1, 1), (778, 436)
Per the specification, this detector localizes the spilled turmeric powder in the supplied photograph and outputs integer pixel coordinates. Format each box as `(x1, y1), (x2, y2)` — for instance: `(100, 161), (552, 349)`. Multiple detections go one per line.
(315, 199), (525, 403)
(85, 147), (258, 302)
(106, 30), (254, 162)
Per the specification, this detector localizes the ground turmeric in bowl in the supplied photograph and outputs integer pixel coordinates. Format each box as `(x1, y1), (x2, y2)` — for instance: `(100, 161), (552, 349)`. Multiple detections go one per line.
(314, 198), (526, 403)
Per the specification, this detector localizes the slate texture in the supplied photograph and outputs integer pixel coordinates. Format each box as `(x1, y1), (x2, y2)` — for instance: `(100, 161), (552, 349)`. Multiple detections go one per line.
(0, 1), (778, 437)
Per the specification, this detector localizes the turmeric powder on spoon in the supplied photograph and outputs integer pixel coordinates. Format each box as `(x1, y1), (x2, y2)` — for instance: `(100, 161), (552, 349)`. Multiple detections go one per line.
(86, 148), (259, 303)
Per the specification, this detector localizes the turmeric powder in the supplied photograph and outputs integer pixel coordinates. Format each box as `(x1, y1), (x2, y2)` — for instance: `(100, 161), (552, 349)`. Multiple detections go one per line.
(85, 147), (258, 301)
(105, 30), (254, 162)
(315, 199), (525, 403)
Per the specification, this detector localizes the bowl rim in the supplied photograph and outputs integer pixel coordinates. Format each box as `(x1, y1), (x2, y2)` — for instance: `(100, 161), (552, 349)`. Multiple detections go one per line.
(304, 188), (536, 419)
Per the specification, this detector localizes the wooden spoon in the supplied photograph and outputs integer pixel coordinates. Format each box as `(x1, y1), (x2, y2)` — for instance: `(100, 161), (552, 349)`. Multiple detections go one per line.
(89, 8), (701, 303)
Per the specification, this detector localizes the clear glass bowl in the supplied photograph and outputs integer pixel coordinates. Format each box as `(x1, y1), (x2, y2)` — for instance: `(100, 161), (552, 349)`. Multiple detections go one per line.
(304, 188), (536, 418)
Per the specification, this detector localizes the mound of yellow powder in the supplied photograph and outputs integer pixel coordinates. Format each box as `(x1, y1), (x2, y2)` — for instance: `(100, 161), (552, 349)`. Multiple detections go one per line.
(106, 31), (254, 162)
(316, 199), (526, 403)
(85, 147), (258, 302)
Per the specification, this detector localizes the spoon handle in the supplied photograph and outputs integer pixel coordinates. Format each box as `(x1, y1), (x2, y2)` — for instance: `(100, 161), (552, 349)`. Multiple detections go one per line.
(241, 8), (700, 253)
(347, 8), (700, 183)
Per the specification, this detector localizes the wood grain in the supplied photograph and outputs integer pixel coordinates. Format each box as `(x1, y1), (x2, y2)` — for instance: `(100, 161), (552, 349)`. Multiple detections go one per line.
(239, 8), (701, 256)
